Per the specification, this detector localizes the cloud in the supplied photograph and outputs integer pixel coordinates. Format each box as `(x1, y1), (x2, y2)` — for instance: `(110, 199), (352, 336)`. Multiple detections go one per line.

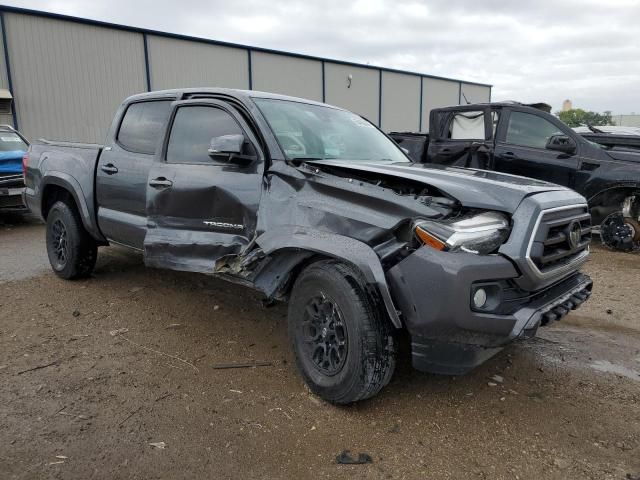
(4, 0), (639, 113)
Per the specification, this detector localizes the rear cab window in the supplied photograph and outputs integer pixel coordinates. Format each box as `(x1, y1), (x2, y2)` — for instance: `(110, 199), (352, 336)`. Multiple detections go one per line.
(448, 111), (486, 140)
(117, 100), (173, 154)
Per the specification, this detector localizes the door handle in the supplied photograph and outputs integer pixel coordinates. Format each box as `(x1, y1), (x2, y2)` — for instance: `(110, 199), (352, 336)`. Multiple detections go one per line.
(149, 177), (173, 188)
(100, 163), (118, 174)
(501, 151), (519, 159)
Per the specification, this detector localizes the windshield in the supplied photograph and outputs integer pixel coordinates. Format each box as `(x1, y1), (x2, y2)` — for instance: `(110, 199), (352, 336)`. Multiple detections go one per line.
(0, 131), (27, 152)
(253, 98), (409, 163)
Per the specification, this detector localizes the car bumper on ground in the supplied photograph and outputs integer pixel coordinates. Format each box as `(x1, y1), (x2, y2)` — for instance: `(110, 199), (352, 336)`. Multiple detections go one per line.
(387, 246), (592, 375)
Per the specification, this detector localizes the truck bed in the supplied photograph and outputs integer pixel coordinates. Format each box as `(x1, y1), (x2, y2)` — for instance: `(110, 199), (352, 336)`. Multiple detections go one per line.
(26, 139), (103, 237)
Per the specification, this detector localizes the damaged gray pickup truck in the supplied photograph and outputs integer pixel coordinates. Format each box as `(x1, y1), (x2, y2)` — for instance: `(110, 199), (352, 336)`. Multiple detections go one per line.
(24, 89), (593, 403)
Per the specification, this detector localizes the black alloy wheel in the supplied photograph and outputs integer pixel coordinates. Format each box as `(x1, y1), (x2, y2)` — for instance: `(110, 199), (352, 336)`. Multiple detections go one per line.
(301, 295), (348, 376)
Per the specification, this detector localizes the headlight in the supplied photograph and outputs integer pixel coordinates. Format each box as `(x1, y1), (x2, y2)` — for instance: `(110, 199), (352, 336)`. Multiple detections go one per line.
(414, 211), (511, 255)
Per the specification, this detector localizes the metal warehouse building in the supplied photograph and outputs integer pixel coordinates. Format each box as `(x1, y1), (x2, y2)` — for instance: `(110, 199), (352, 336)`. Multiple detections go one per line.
(0, 5), (491, 144)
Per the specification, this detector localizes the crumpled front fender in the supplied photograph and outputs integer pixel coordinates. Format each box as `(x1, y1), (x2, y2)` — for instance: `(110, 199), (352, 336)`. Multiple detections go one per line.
(256, 226), (402, 328)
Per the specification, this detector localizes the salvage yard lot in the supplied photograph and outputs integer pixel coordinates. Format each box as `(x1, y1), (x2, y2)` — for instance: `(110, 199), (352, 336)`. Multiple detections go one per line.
(1, 216), (639, 480)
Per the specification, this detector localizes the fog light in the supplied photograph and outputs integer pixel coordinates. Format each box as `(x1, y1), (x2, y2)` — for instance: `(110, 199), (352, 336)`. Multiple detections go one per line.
(473, 288), (487, 309)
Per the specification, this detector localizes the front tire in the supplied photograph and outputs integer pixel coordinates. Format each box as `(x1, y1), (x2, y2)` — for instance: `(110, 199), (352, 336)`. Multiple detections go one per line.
(46, 200), (97, 279)
(600, 212), (640, 252)
(288, 260), (396, 404)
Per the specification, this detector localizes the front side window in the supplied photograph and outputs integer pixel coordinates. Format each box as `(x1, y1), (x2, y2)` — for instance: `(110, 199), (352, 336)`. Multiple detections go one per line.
(506, 111), (564, 149)
(117, 100), (172, 154)
(166, 106), (244, 164)
(253, 98), (408, 163)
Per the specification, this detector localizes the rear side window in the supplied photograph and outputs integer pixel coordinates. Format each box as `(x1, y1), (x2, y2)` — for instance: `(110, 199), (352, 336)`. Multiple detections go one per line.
(166, 106), (244, 164)
(506, 111), (563, 149)
(117, 101), (172, 154)
(449, 111), (485, 140)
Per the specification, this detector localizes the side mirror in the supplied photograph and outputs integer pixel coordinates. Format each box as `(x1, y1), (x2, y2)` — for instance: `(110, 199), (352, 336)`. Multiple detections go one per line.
(208, 134), (255, 165)
(546, 134), (576, 155)
(208, 134), (244, 156)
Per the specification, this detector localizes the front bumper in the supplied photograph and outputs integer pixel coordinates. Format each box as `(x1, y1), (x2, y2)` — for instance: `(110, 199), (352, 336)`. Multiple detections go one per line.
(0, 186), (27, 211)
(387, 246), (592, 375)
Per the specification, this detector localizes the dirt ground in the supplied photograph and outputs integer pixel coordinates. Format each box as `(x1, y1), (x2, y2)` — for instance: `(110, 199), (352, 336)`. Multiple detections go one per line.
(1, 214), (639, 480)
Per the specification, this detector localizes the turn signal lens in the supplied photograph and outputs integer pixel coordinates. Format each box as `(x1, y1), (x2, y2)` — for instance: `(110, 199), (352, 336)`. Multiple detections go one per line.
(415, 226), (446, 251)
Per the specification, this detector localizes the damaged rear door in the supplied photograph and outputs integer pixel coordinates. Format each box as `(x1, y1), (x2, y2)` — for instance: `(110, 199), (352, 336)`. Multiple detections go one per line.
(427, 106), (494, 169)
(144, 99), (264, 272)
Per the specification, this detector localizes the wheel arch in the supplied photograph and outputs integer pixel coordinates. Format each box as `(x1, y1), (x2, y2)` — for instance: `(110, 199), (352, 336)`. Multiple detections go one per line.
(255, 227), (403, 328)
(40, 173), (105, 242)
(587, 184), (640, 225)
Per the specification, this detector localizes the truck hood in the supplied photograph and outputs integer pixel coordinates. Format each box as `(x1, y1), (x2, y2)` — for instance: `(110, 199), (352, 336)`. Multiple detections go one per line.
(605, 149), (640, 163)
(306, 160), (569, 213)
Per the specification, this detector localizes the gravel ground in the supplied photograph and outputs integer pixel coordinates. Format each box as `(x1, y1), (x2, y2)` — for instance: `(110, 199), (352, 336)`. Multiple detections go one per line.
(1, 214), (639, 480)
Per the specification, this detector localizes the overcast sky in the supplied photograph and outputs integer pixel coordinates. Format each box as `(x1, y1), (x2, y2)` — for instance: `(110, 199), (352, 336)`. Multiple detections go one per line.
(4, 0), (640, 113)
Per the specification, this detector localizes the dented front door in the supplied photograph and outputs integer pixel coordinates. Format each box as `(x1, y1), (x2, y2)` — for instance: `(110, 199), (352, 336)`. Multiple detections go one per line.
(144, 99), (264, 272)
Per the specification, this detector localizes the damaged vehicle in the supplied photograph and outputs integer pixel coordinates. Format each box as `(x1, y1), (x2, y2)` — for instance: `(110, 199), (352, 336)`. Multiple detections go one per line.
(390, 102), (640, 251)
(24, 89), (592, 403)
(0, 124), (29, 212)
(574, 125), (640, 152)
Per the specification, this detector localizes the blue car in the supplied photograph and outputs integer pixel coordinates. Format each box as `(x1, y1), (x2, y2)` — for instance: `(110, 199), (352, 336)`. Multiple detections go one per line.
(0, 125), (29, 211)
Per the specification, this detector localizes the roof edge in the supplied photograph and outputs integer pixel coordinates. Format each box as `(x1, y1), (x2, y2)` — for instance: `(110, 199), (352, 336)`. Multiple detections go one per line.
(0, 4), (492, 88)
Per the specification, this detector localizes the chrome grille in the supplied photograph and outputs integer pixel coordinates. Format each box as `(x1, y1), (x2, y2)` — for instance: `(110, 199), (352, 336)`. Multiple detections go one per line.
(529, 205), (591, 274)
(0, 173), (24, 187)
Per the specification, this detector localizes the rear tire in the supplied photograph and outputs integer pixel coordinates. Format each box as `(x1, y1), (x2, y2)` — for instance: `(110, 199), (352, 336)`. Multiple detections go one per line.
(46, 200), (97, 279)
(288, 260), (396, 404)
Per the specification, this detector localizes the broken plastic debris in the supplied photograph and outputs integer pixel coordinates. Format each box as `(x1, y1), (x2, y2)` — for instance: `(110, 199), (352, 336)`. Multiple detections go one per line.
(336, 450), (373, 465)
(212, 361), (273, 370)
(109, 328), (129, 336)
(149, 442), (166, 449)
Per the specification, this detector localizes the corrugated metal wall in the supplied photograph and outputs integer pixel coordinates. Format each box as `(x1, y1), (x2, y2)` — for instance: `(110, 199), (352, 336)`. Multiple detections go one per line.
(612, 114), (640, 127)
(0, 8), (491, 142)
(0, 15), (13, 126)
(381, 71), (420, 132)
(147, 35), (248, 91)
(3, 13), (147, 143)
(251, 52), (323, 101)
(421, 77), (461, 131)
(324, 63), (380, 123)
(460, 82), (491, 104)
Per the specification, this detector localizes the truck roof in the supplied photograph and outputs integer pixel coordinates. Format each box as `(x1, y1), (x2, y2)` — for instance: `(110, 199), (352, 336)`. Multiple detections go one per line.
(437, 101), (553, 113)
(124, 87), (342, 110)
